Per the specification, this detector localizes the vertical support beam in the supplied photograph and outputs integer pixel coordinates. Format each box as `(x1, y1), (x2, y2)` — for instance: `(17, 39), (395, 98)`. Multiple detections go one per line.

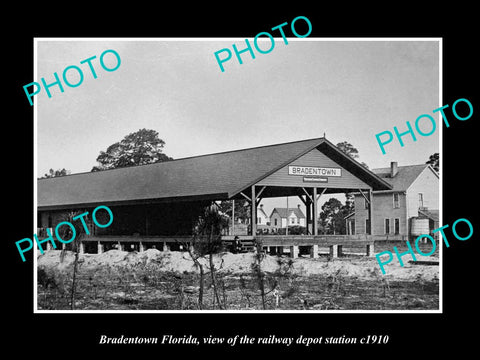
(305, 195), (311, 235)
(310, 244), (318, 258)
(251, 185), (257, 236)
(232, 199), (235, 236)
(139, 241), (145, 252)
(97, 241), (103, 254)
(330, 244), (338, 258)
(368, 189), (374, 235)
(366, 243), (374, 257)
(313, 187), (318, 235)
(79, 242), (85, 254)
(290, 245), (299, 258)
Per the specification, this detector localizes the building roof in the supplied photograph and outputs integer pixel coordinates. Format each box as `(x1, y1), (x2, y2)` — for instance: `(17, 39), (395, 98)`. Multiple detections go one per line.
(418, 209), (439, 222)
(257, 206), (269, 218)
(371, 164), (436, 192)
(271, 207), (306, 219)
(38, 137), (392, 210)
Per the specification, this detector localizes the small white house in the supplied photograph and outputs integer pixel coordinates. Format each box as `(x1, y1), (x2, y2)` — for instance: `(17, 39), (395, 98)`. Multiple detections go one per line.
(270, 205), (306, 229)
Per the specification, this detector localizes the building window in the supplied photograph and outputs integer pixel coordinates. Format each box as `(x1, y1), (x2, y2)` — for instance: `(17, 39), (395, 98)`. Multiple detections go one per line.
(274, 218), (278, 226)
(393, 193), (400, 208)
(291, 218), (295, 225)
(394, 218), (400, 235)
(385, 218), (390, 234)
(418, 193), (424, 208)
(365, 219), (371, 234)
(364, 197), (369, 209)
(258, 217), (261, 224)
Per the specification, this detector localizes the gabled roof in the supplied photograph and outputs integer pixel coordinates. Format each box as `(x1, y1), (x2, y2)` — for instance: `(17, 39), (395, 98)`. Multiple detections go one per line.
(38, 137), (392, 210)
(257, 206), (269, 218)
(271, 207), (306, 219)
(371, 164), (436, 192)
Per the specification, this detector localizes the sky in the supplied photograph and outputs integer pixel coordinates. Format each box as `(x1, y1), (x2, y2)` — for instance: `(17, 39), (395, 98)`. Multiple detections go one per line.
(36, 38), (440, 215)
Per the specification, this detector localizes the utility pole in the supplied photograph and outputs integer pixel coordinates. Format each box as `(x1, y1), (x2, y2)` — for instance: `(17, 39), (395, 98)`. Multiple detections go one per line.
(232, 199), (235, 236)
(286, 196), (289, 236)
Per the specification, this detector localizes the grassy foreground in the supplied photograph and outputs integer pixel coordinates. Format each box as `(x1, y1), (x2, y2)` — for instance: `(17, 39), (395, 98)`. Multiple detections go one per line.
(37, 249), (439, 311)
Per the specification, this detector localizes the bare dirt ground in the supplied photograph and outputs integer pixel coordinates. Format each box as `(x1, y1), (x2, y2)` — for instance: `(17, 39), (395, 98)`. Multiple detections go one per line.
(37, 248), (439, 311)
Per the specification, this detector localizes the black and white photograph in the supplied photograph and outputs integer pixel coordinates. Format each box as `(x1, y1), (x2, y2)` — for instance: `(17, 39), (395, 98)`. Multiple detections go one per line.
(32, 39), (442, 312)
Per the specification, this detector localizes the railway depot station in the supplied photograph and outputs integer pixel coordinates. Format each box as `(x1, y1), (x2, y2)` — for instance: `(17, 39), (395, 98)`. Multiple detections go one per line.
(37, 137), (394, 258)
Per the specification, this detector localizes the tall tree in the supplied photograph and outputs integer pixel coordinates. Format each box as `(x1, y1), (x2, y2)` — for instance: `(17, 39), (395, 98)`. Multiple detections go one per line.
(426, 153), (439, 173)
(40, 168), (70, 179)
(336, 141), (368, 211)
(91, 128), (173, 171)
(318, 197), (348, 235)
(336, 141), (360, 160)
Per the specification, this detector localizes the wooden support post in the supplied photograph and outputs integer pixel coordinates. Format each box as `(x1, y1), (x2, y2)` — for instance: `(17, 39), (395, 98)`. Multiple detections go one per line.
(313, 187), (318, 235)
(368, 189), (374, 235)
(366, 243), (374, 257)
(162, 242), (168, 252)
(232, 199), (235, 236)
(306, 196), (311, 235)
(290, 245), (299, 258)
(330, 244), (338, 258)
(79, 242), (85, 254)
(251, 185), (257, 236)
(139, 241), (145, 252)
(310, 244), (318, 258)
(97, 241), (103, 254)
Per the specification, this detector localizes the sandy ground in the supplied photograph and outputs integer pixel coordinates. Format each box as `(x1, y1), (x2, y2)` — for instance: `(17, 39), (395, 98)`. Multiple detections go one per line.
(37, 249), (439, 282)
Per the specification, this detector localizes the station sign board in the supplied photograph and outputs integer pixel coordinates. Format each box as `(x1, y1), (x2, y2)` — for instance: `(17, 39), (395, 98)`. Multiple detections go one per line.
(288, 165), (342, 177)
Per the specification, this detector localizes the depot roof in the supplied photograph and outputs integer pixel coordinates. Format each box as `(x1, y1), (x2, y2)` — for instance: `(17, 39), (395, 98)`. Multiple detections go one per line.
(38, 137), (392, 210)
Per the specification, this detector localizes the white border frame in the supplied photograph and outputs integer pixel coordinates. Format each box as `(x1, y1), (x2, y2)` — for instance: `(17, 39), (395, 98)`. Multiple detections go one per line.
(33, 37), (443, 314)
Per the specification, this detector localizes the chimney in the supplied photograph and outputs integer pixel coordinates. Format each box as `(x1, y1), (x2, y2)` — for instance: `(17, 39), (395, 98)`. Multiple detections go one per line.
(390, 161), (398, 177)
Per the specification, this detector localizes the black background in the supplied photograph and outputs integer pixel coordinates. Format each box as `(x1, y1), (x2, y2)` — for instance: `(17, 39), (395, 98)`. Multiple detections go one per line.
(5, 4), (478, 356)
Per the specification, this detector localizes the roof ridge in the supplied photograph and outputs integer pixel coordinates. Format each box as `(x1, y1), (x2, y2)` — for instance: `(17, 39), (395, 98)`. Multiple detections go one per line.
(372, 163), (429, 171)
(38, 136), (326, 181)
